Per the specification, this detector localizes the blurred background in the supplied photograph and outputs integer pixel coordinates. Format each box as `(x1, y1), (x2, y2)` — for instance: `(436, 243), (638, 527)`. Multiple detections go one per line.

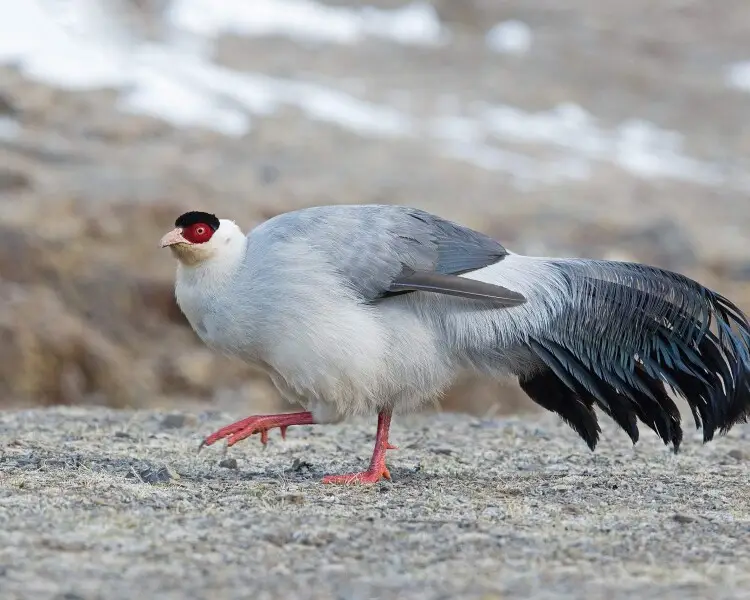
(1, 0), (749, 419)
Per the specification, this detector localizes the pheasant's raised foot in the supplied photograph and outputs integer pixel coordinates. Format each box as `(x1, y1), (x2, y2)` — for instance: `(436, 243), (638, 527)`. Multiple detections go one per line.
(198, 412), (314, 450)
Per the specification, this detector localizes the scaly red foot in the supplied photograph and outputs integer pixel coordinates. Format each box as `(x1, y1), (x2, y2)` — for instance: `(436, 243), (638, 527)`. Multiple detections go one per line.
(322, 465), (391, 485)
(322, 409), (395, 485)
(198, 411), (314, 450)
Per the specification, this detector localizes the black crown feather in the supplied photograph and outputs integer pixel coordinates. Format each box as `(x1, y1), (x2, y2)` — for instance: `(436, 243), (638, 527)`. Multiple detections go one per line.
(175, 211), (220, 231)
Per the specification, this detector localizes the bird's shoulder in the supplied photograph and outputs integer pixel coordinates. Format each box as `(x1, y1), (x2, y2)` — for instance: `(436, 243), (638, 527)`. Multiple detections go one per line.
(248, 204), (507, 262)
(245, 204), (510, 301)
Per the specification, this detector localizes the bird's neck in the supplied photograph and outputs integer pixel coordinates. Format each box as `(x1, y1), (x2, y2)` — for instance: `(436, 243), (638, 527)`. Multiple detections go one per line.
(176, 235), (247, 290)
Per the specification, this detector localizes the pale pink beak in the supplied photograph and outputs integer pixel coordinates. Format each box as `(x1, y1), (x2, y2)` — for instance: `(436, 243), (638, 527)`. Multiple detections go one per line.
(160, 228), (189, 248)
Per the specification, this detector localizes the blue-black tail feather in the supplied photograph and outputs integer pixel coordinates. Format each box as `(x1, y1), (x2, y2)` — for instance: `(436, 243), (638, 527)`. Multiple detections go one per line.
(518, 260), (750, 451)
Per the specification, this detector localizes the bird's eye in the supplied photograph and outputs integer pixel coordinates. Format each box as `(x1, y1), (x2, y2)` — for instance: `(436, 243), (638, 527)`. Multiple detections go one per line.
(183, 222), (214, 244)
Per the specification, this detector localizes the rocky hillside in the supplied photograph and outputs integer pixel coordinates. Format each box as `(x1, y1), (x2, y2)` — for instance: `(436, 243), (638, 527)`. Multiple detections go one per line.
(1, 0), (749, 416)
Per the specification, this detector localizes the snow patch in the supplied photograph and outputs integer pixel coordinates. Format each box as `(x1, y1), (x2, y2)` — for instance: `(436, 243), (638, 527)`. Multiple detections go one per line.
(168, 0), (447, 46)
(478, 103), (724, 186)
(0, 2), (415, 138)
(486, 20), (532, 56)
(0, 117), (21, 140)
(0, 1), (129, 90)
(119, 45), (414, 138)
(725, 61), (750, 92)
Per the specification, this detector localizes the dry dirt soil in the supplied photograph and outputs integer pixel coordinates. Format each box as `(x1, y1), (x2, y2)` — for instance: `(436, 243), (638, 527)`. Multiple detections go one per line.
(1, 406), (749, 600)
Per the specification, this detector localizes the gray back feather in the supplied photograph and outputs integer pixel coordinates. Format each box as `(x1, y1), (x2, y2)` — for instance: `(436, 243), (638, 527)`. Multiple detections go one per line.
(252, 204), (509, 301)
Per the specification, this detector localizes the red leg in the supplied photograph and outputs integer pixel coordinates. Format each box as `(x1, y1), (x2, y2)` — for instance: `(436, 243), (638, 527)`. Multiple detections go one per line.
(322, 409), (395, 485)
(199, 411), (315, 450)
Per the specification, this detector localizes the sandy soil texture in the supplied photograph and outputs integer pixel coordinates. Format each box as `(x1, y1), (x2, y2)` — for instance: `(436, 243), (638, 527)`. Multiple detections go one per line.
(1, 406), (749, 600)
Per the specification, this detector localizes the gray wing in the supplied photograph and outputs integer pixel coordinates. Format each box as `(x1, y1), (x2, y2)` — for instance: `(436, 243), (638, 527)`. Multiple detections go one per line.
(262, 205), (526, 307)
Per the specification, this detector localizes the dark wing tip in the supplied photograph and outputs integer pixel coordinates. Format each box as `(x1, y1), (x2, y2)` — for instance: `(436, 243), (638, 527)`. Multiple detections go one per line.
(389, 271), (526, 307)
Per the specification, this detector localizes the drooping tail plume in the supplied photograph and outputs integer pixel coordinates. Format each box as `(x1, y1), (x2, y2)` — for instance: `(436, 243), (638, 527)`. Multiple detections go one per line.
(518, 259), (750, 451)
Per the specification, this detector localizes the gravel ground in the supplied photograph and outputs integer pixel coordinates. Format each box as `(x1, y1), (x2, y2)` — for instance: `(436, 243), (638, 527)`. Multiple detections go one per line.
(1, 406), (749, 600)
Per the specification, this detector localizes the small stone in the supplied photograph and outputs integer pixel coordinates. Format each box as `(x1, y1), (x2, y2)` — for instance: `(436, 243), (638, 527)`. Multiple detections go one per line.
(672, 513), (696, 524)
(728, 449), (745, 461)
(114, 431), (132, 439)
(55, 594), (85, 600)
(290, 458), (313, 472)
(259, 164), (280, 185)
(0, 169), (31, 193)
(280, 494), (304, 505)
(0, 94), (16, 115)
(433, 448), (453, 455)
(160, 413), (197, 429)
(129, 465), (179, 484)
(66, 455), (84, 469)
(563, 504), (582, 515)
(219, 458), (238, 470)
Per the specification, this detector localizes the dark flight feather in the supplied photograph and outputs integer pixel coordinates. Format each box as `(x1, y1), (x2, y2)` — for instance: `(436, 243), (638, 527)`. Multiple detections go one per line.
(389, 270), (526, 307)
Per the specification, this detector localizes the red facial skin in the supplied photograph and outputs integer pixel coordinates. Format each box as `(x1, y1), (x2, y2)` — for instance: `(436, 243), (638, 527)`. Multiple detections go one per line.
(182, 223), (215, 244)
